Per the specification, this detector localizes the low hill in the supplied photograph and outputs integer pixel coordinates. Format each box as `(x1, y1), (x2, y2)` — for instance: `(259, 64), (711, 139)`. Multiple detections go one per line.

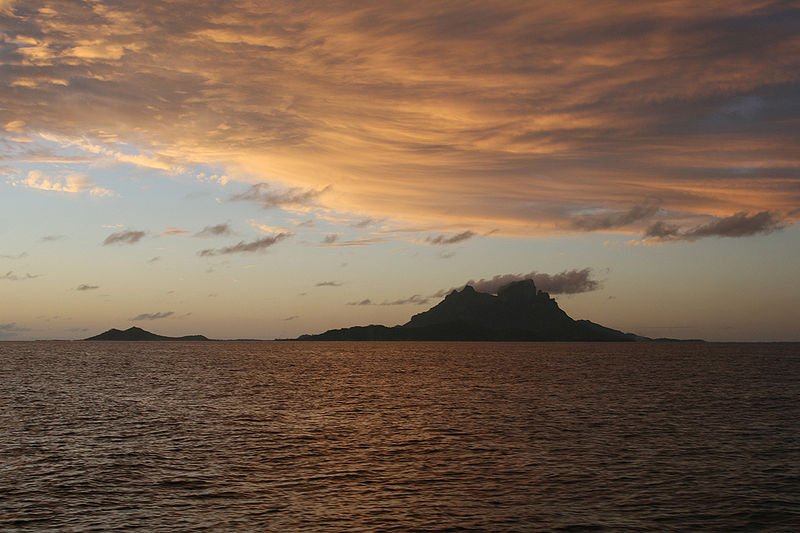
(85, 326), (210, 341)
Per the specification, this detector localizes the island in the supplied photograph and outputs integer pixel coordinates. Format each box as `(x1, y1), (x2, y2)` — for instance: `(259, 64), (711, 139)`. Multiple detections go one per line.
(296, 279), (651, 341)
(85, 326), (210, 341)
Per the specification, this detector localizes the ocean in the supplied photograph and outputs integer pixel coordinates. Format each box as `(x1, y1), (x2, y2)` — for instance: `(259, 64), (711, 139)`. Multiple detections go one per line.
(1, 341), (799, 531)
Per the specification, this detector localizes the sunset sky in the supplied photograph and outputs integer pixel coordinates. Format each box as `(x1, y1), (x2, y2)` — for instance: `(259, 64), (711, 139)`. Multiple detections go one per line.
(1, 1), (798, 341)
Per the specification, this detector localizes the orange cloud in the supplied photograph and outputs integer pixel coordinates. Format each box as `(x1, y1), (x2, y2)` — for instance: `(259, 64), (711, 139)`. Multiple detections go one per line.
(1, 1), (798, 237)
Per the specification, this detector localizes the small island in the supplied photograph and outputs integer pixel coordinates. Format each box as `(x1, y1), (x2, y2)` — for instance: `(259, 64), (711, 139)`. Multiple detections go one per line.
(85, 326), (210, 341)
(296, 279), (653, 342)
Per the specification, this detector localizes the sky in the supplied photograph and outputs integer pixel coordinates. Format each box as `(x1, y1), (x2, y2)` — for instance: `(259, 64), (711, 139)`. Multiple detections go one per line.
(1, 0), (799, 341)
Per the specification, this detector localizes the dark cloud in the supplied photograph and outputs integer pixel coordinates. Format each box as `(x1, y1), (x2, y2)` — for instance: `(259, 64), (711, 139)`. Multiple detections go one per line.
(644, 211), (786, 242)
(0, 252), (27, 260)
(458, 269), (601, 295)
(1, 271), (40, 281)
(198, 233), (292, 256)
(231, 183), (329, 209)
(0, 322), (32, 338)
(148, 256), (160, 263)
(195, 223), (232, 238)
(426, 231), (476, 245)
(130, 311), (174, 321)
(103, 230), (145, 245)
(571, 203), (660, 231)
(76, 284), (99, 291)
(40, 235), (65, 242)
(346, 294), (430, 306)
(322, 234), (339, 244)
(316, 281), (342, 287)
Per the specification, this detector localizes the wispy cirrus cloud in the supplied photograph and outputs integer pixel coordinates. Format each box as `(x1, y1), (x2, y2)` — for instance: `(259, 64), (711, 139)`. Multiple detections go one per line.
(316, 281), (342, 287)
(130, 311), (174, 321)
(103, 230), (146, 245)
(198, 233), (291, 256)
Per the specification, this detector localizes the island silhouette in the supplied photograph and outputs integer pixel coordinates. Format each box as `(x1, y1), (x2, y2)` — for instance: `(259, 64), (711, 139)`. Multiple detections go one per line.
(296, 279), (652, 341)
(86, 326), (210, 341)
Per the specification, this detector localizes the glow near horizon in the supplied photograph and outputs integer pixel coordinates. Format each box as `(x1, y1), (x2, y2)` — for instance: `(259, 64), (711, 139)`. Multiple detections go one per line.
(1, 1), (799, 341)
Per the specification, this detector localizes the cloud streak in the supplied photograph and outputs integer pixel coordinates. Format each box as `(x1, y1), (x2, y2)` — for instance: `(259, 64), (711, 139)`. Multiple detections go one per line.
(103, 230), (146, 246)
(130, 311), (174, 321)
(76, 284), (99, 291)
(643, 211), (786, 242)
(1, 271), (40, 281)
(198, 233), (291, 256)
(426, 231), (476, 245)
(231, 184), (329, 210)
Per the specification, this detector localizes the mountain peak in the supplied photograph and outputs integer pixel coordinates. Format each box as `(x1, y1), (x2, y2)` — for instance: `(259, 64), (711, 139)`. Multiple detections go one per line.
(297, 277), (653, 341)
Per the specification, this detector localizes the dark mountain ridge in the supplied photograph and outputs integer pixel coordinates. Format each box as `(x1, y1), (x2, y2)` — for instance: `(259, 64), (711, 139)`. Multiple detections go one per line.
(85, 326), (209, 341)
(297, 279), (652, 342)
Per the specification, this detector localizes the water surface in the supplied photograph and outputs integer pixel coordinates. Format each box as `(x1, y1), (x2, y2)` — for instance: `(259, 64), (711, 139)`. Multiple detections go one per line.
(1, 342), (799, 531)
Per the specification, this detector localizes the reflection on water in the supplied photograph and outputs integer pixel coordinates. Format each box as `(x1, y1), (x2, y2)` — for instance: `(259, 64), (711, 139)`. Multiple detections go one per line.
(1, 341), (799, 531)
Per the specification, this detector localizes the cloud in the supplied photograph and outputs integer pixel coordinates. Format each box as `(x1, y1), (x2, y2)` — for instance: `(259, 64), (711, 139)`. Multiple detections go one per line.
(456, 269), (602, 295)
(76, 284), (99, 291)
(0, 322), (32, 338)
(643, 211), (786, 242)
(148, 256), (160, 263)
(130, 311), (174, 321)
(426, 231), (476, 245)
(1, 271), (40, 281)
(231, 183), (329, 210)
(1, 2), (798, 234)
(283, 315), (299, 321)
(571, 203), (660, 231)
(198, 232), (292, 256)
(40, 235), (65, 242)
(346, 294), (430, 306)
(15, 170), (113, 197)
(322, 237), (385, 247)
(322, 234), (339, 244)
(316, 281), (342, 287)
(103, 230), (146, 245)
(351, 218), (379, 228)
(162, 227), (190, 236)
(195, 223), (232, 237)
(0, 252), (28, 260)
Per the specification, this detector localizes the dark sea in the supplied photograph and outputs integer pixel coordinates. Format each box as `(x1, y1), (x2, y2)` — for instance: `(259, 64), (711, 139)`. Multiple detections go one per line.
(1, 342), (799, 532)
